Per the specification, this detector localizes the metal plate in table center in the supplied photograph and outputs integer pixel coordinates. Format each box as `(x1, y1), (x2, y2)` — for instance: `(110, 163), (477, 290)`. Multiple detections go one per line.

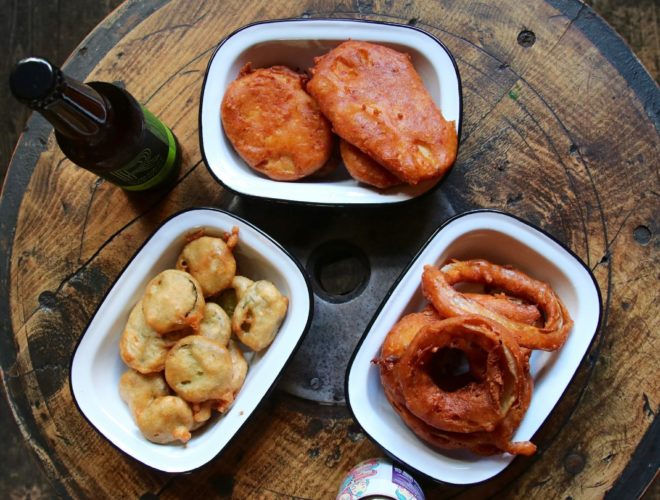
(223, 190), (456, 404)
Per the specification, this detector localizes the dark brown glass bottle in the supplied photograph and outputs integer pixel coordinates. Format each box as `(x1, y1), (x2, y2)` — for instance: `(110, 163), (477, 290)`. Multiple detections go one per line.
(9, 57), (180, 191)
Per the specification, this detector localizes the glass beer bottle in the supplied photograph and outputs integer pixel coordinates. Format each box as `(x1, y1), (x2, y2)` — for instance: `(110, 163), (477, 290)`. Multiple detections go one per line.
(9, 57), (180, 191)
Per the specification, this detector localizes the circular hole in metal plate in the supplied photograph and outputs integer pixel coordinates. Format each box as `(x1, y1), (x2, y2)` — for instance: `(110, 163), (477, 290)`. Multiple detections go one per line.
(307, 240), (370, 303)
(223, 190), (457, 404)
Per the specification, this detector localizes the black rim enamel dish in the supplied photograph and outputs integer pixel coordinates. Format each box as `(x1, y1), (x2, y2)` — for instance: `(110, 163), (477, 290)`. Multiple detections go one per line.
(344, 209), (603, 485)
(199, 19), (463, 206)
(70, 207), (313, 473)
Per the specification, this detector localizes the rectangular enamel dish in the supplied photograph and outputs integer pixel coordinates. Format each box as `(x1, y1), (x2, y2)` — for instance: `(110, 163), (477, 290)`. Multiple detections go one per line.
(346, 210), (602, 484)
(70, 209), (312, 472)
(199, 19), (462, 205)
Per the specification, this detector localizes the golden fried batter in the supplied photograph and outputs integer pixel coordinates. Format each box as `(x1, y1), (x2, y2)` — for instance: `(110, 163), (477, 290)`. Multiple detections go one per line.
(232, 280), (288, 351)
(308, 41), (458, 184)
(422, 260), (572, 351)
(165, 336), (234, 403)
(214, 340), (249, 414)
(142, 270), (205, 333)
(216, 275), (255, 317)
(221, 64), (333, 180)
(339, 139), (403, 189)
(232, 276), (255, 301)
(190, 400), (214, 430)
(176, 236), (236, 297)
(136, 395), (194, 444)
(119, 301), (186, 373)
(119, 369), (170, 417)
(198, 302), (232, 346)
(228, 340), (248, 395)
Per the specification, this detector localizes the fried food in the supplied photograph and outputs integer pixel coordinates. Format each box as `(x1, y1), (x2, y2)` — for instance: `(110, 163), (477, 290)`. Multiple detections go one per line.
(118, 233), (289, 445)
(216, 275), (254, 317)
(142, 270), (205, 333)
(119, 301), (186, 373)
(399, 316), (527, 434)
(228, 340), (248, 395)
(232, 276), (255, 301)
(190, 400), (215, 430)
(422, 260), (573, 350)
(136, 395), (194, 444)
(119, 370), (170, 417)
(377, 315), (535, 456)
(375, 257), (574, 456)
(232, 280), (288, 351)
(198, 303), (232, 347)
(165, 336), (234, 403)
(465, 293), (542, 326)
(176, 235), (237, 297)
(221, 64), (333, 180)
(307, 41), (458, 184)
(214, 340), (249, 414)
(377, 307), (441, 407)
(339, 139), (402, 189)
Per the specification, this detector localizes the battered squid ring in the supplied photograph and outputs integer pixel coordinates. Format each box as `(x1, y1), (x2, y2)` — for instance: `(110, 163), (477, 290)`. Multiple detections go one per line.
(398, 316), (527, 434)
(422, 260), (573, 351)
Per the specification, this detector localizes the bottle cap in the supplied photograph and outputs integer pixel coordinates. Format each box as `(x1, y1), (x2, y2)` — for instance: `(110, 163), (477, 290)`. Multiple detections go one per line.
(9, 57), (62, 108)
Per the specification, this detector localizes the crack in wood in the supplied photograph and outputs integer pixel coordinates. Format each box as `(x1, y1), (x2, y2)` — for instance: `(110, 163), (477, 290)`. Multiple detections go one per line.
(6, 362), (67, 379)
(642, 393), (656, 417)
(545, 3), (586, 58)
(530, 477), (551, 488)
(144, 45), (216, 105)
(77, 178), (102, 263)
(514, 96), (592, 254)
(595, 204), (637, 268)
(132, 11), (209, 43)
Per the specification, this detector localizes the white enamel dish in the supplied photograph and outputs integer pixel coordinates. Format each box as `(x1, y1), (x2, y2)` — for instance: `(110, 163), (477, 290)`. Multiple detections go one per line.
(199, 19), (462, 205)
(70, 208), (312, 472)
(345, 210), (602, 484)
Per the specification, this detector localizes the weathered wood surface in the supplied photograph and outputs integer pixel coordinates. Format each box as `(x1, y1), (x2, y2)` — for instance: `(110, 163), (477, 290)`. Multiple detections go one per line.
(1, 0), (658, 498)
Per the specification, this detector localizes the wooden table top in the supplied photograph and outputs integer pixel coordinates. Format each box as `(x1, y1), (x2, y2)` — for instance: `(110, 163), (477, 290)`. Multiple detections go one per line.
(1, 0), (658, 498)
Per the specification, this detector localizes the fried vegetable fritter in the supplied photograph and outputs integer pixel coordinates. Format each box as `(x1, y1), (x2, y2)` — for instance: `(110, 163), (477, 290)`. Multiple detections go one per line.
(221, 64), (333, 181)
(339, 139), (403, 189)
(308, 41), (458, 184)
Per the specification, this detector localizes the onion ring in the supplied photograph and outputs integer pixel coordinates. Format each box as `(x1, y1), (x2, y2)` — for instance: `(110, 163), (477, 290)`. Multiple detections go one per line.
(393, 397), (536, 456)
(377, 297), (536, 408)
(422, 260), (573, 350)
(377, 314), (535, 455)
(376, 306), (441, 406)
(398, 316), (526, 434)
(465, 292), (542, 326)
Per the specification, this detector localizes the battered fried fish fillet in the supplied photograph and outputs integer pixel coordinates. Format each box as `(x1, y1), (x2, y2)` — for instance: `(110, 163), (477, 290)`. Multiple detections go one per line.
(308, 41), (458, 184)
(221, 64), (333, 181)
(339, 139), (403, 189)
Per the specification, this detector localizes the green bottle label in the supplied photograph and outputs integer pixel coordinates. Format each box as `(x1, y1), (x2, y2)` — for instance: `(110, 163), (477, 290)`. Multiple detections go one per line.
(100, 106), (178, 191)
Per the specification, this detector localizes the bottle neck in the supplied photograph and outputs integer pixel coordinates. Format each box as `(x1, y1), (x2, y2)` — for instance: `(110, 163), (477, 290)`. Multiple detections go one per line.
(41, 76), (110, 140)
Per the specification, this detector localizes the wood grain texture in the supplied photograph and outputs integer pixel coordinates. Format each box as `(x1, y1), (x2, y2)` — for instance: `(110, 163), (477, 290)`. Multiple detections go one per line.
(0, 0), (658, 498)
